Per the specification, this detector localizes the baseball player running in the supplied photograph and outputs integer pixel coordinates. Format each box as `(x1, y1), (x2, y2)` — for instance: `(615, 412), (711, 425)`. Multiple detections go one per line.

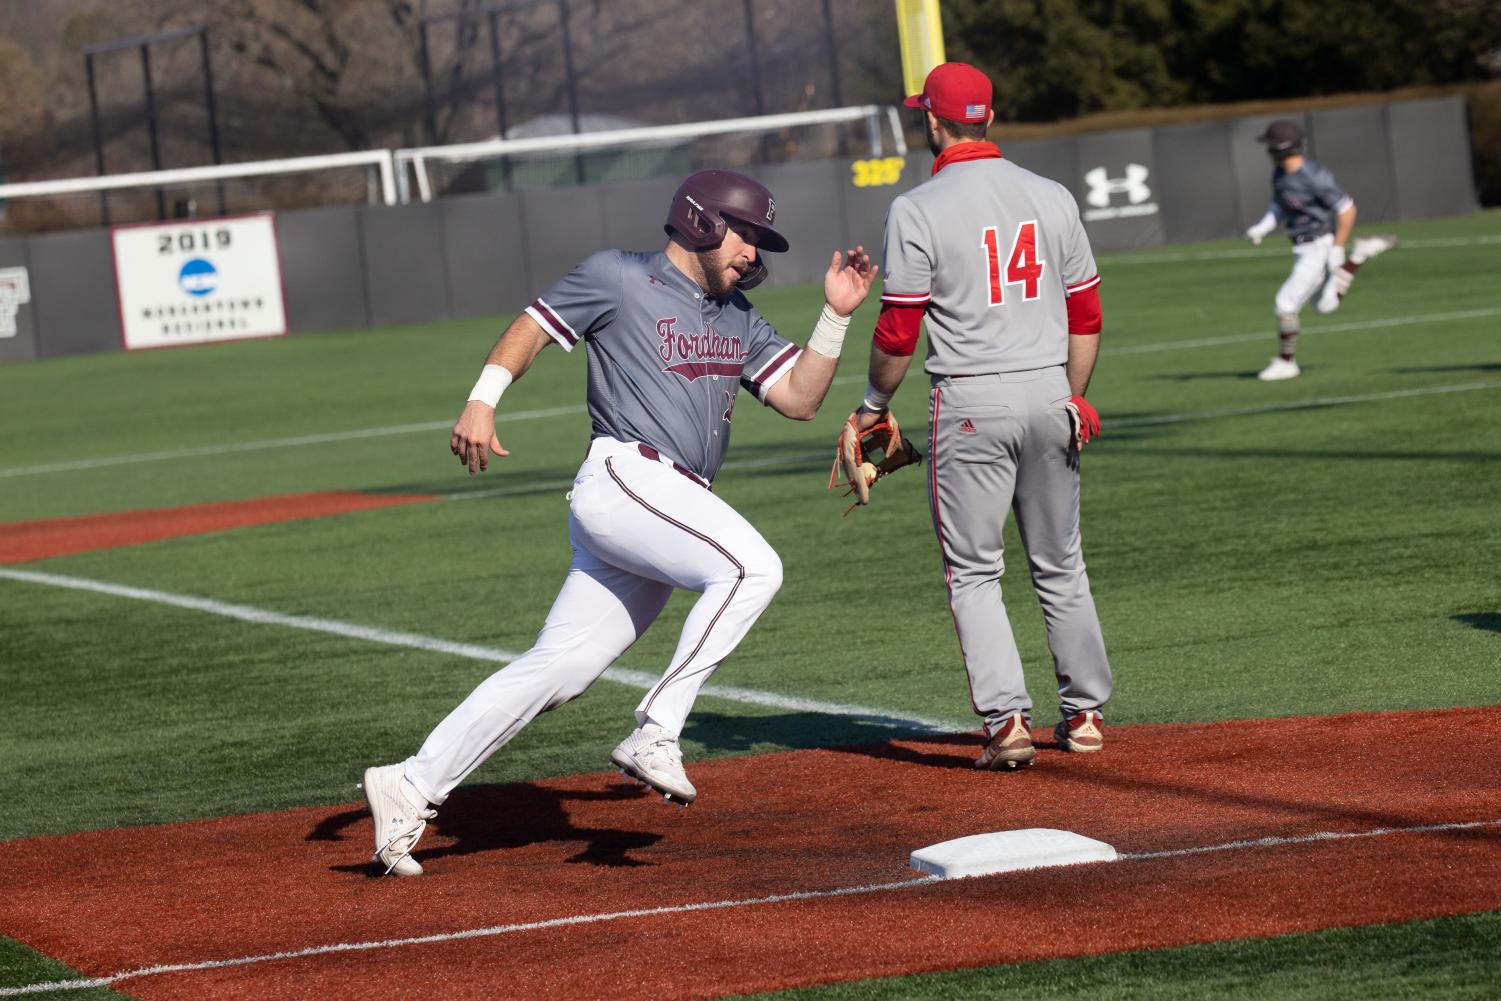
(361, 170), (876, 876)
(851, 62), (1112, 770)
(1245, 119), (1397, 381)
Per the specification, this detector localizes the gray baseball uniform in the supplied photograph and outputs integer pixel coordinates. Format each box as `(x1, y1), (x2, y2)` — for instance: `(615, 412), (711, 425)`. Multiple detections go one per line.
(526, 250), (799, 479)
(1268, 161), (1352, 243)
(404, 249), (799, 805)
(881, 154), (1112, 732)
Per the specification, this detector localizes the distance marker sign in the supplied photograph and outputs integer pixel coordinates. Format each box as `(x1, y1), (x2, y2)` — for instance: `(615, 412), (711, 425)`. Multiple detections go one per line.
(112, 213), (288, 350)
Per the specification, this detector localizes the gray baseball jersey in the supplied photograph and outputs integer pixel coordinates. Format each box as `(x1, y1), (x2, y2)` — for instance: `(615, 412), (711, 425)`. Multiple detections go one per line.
(881, 157), (1099, 376)
(524, 250), (799, 482)
(878, 149), (1111, 732)
(1269, 160), (1352, 242)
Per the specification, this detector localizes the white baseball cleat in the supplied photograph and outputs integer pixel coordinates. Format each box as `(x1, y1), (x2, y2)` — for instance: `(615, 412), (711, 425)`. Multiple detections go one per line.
(610, 723), (697, 805)
(1256, 357), (1301, 381)
(1352, 234), (1398, 261)
(362, 764), (436, 876)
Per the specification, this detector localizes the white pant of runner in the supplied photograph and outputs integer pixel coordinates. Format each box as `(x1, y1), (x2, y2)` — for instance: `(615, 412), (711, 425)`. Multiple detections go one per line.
(1274, 233), (1335, 316)
(404, 436), (783, 806)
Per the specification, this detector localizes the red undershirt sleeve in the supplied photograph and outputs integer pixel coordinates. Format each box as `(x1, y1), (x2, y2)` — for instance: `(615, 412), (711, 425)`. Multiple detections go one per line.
(1066, 283), (1102, 335)
(872, 302), (924, 356)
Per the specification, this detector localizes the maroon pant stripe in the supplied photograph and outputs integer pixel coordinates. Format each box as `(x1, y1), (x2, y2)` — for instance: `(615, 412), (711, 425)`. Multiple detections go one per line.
(604, 458), (745, 717)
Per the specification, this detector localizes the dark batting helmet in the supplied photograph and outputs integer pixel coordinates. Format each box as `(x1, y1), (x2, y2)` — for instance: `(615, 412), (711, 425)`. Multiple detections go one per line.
(1258, 120), (1305, 157)
(664, 169), (788, 290)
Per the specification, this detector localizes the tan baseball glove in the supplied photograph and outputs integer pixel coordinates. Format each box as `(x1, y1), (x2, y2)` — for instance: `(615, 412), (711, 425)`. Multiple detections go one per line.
(828, 410), (923, 516)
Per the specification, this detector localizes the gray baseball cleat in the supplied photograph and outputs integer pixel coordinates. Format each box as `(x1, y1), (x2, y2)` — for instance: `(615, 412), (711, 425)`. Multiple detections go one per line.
(362, 764), (436, 876)
(611, 723), (697, 805)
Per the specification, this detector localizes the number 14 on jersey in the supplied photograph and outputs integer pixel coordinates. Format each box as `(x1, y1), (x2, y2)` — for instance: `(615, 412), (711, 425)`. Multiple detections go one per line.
(980, 221), (1045, 306)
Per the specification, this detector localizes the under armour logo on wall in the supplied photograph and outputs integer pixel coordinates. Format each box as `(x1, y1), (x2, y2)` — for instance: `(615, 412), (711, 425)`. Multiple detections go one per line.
(1083, 165), (1152, 207)
(1081, 164), (1160, 222)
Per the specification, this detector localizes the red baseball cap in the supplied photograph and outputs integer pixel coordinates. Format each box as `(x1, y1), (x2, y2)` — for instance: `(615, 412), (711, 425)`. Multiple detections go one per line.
(903, 62), (992, 123)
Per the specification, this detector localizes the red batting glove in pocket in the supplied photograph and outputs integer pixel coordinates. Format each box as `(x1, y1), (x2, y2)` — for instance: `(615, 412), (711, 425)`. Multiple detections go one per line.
(1064, 395), (1100, 448)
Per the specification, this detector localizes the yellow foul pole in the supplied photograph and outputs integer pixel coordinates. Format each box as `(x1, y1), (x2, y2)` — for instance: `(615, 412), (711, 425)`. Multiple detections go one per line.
(894, 0), (947, 98)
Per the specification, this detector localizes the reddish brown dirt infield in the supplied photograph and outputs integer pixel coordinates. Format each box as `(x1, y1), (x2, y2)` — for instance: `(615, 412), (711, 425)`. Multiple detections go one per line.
(0, 491), (437, 564)
(2, 706), (1498, 1000)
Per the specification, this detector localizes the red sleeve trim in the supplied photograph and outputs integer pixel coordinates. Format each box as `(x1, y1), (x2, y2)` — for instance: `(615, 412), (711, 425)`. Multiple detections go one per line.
(1066, 285), (1102, 335)
(873, 302), (923, 356)
(879, 291), (932, 306)
(1066, 275), (1101, 296)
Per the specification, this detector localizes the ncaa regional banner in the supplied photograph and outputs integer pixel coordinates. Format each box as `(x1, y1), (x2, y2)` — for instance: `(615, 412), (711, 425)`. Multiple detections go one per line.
(112, 213), (288, 350)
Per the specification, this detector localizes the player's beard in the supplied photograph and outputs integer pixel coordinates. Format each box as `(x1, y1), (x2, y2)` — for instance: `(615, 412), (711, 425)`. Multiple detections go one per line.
(924, 116), (942, 158)
(696, 246), (742, 298)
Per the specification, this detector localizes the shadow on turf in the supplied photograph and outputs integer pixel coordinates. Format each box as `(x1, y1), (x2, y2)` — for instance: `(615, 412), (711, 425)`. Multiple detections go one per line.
(682, 711), (984, 769)
(1454, 612), (1501, 634)
(1140, 370), (1267, 382)
(1391, 362), (1501, 374)
(313, 782), (669, 877)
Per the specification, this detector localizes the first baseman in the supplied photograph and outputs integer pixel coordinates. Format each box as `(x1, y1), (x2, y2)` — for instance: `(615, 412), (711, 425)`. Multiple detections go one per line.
(1245, 119), (1397, 381)
(361, 170), (877, 875)
(852, 62), (1113, 770)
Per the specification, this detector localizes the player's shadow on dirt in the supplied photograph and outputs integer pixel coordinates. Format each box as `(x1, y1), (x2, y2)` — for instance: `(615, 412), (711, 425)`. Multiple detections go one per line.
(1454, 612), (1501, 634)
(681, 711), (979, 769)
(312, 782), (667, 877)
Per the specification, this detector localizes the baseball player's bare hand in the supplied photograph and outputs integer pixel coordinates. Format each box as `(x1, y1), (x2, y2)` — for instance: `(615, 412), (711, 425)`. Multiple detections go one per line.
(824, 246), (878, 317)
(853, 407), (884, 433)
(450, 400), (509, 475)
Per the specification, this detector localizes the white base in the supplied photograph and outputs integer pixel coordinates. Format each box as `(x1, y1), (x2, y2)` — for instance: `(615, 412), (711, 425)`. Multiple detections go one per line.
(909, 828), (1117, 879)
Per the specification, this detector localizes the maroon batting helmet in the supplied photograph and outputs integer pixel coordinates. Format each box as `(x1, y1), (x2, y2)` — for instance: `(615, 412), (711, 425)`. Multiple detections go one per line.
(664, 170), (789, 290)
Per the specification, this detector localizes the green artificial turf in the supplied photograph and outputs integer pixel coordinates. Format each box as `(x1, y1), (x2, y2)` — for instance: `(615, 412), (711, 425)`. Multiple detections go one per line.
(735, 911), (1501, 1000)
(0, 936), (126, 998)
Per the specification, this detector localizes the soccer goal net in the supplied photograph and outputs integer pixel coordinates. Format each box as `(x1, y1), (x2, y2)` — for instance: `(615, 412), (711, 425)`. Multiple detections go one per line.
(0, 151), (397, 233)
(397, 105), (907, 202)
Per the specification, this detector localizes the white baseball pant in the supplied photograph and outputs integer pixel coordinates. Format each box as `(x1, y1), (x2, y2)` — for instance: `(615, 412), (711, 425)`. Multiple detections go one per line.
(404, 436), (783, 806)
(1275, 233), (1334, 317)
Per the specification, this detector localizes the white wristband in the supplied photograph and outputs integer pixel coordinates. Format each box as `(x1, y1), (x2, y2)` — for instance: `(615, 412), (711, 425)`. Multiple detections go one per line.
(862, 384), (893, 412)
(806, 303), (851, 358)
(467, 364), (513, 409)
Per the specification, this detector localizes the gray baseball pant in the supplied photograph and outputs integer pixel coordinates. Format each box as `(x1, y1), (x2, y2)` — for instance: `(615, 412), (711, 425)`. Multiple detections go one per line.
(927, 366), (1113, 735)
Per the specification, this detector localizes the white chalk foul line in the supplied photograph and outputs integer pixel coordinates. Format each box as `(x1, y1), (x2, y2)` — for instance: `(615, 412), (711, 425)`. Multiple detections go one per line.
(0, 567), (966, 736)
(0, 875), (942, 997)
(1111, 379), (1501, 430)
(0, 376), (870, 480)
(447, 380), (1501, 499)
(4, 298), (1494, 481)
(2, 818), (1495, 997)
(1105, 306), (1501, 356)
(1103, 233), (1501, 266)
(1117, 818), (1501, 861)
(0, 406), (585, 479)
